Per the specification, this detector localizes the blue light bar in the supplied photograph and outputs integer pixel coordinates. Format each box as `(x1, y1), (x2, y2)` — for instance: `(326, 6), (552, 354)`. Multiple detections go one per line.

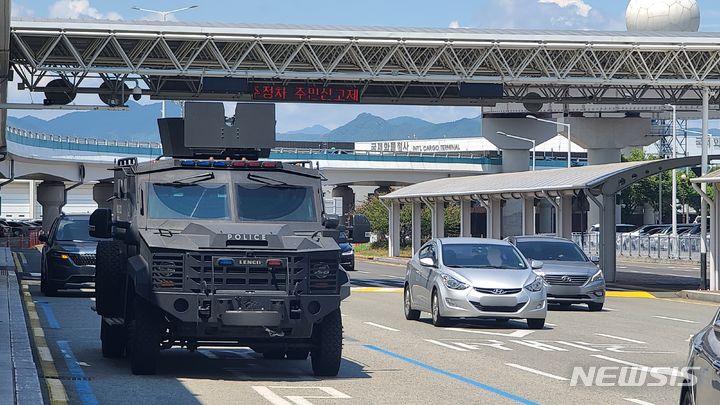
(217, 258), (234, 267)
(196, 160), (211, 167)
(180, 160), (196, 167)
(213, 161), (229, 167)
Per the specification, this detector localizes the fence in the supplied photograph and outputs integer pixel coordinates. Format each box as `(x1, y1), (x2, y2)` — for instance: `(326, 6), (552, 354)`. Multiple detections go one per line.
(572, 232), (703, 261)
(1, 230), (41, 250)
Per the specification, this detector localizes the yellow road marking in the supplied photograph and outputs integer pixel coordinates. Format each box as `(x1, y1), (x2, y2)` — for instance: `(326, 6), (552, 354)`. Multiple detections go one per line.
(46, 379), (69, 404)
(606, 291), (656, 298)
(351, 287), (403, 293)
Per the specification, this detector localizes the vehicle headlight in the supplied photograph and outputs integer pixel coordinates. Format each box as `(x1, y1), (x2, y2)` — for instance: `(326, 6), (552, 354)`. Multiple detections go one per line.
(341, 250), (354, 256)
(589, 269), (604, 283)
(440, 274), (470, 290)
(524, 276), (545, 292)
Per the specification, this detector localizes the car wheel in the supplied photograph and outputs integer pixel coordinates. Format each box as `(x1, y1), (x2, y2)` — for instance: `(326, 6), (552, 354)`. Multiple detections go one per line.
(101, 319), (127, 358)
(286, 349), (309, 360)
(431, 290), (449, 327)
(587, 302), (604, 312)
(129, 296), (162, 375)
(40, 266), (58, 297)
(95, 240), (127, 317)
(404, 286), (421, 321)
(680, 387), (693, 405)
(527, 318), (545, 329)
(311, 309), (343, 377)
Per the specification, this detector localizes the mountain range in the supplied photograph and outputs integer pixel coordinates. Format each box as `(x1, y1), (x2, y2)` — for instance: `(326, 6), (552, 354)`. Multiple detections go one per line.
(7, 102), (483, 142)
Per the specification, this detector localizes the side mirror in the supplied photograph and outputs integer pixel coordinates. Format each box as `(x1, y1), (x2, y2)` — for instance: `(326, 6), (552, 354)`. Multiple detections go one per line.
(38, 234), (48, 243)
(322, 214), (339, 229)
(419, 257), (436, 267)
(89, 208), (113, 239)
(349, 214), (371, 244)
(531, 260), (544, 270)
(590, 255), (600, 264)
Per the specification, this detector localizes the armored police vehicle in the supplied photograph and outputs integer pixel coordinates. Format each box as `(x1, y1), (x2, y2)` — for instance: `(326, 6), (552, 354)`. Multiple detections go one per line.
(90, 102), (370, 376)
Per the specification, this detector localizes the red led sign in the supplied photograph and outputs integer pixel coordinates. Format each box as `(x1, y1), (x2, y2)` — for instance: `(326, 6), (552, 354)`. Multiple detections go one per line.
(251, 84), (360, 103)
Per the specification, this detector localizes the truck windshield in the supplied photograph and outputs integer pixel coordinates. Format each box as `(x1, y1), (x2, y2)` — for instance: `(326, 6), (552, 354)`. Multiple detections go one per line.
(236, 184), (316, 222)
(149, 183), (229, 219)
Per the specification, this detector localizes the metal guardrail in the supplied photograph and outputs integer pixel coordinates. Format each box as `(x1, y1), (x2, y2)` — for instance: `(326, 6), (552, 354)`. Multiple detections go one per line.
(572, 232), (703, 261)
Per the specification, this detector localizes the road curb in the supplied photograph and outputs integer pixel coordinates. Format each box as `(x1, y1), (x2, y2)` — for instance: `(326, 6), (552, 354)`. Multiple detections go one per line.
(676, 290), (720, 303)
(13, 251), (68, 405)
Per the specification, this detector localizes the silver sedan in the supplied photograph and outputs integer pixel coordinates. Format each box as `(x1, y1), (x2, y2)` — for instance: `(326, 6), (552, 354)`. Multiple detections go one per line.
(507, 236), (606, 311)
(403, 238), (547, 329)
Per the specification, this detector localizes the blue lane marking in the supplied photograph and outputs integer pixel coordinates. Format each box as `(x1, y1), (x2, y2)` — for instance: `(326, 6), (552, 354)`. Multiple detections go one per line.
(35, 301), (60, 329)
(56, 340), (99, 405)
(364, 344), (539, 405)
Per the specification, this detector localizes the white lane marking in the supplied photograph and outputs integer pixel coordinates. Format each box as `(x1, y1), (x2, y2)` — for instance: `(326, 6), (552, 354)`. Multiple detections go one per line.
(444, 328), (536, 338)
(511, 340), (568, 352)
(505, 363), (568, 381)
(424, 339), (469, 352)
(453, 341), (513, 351)
(668, 274), (697, 278)
(602, 307), (616, 311)
(363, 322), (399, 332)
(624, 399), (656, 405)
(652, 316), (698, 324)
(381, 274), (404, 279)
(554, 341), (601, 352)
(626, 270), (653, 274)
(595, 333), (646, 344)
(33, 327), (44, 337)
(356, 271), (371, 274)
(252, 386), (293, 405)
(592, 355), (684, 377)
(545, 322), (557, 327)
(617, 266), (627, 269)
(38, 346), (53, 362)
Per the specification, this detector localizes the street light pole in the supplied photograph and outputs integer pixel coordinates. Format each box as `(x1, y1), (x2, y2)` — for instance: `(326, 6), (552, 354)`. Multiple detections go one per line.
(131, 5), (199, 118)
(526, 115), (571, 168)
(497, 131), (536, 171)
(666, 104), (678, 237)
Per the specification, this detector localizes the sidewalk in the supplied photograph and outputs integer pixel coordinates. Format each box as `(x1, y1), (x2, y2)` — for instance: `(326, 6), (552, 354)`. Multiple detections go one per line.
(0, 248), (43, 405)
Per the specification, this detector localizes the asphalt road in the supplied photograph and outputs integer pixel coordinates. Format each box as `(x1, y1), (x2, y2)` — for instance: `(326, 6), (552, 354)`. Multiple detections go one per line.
(16, 250), (719, 405)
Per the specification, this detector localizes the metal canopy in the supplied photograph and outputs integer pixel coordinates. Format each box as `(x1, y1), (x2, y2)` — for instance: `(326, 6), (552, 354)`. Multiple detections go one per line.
(10, 18), (720, 105)
(382, 155), (720, 202)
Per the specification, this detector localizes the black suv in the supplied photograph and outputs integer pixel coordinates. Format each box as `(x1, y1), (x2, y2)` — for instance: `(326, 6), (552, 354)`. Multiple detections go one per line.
(40, 214), (98, 296)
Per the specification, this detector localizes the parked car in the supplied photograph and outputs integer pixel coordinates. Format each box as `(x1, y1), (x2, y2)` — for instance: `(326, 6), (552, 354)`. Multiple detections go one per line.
(338, 230), (355, 271)
(403, 238), (547, 329)
(507, 236), (605, 311)
(39, 214), (98, 296)
(0, 220), (21, 237)
(681, 308), (720, 404)
(589, 223), (638, 233)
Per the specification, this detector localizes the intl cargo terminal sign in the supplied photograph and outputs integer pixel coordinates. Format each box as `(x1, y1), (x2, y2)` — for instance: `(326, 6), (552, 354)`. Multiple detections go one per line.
(251, 83), (360, 103)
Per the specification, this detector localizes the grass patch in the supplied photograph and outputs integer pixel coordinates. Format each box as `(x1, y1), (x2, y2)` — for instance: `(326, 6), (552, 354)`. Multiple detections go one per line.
(354, 243), (412, 258)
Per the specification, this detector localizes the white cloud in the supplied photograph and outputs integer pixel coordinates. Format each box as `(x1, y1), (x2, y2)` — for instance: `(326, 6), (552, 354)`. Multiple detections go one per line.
(48, 0), (122, 20)
(12, 4), (35, 18)
(537, 0), (592, 18)
(448, 20), (460, 29)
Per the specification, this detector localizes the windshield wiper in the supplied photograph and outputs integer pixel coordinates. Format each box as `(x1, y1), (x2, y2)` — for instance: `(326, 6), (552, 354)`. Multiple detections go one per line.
(169, 172), (215, 185)
(247, 173), (291, 187)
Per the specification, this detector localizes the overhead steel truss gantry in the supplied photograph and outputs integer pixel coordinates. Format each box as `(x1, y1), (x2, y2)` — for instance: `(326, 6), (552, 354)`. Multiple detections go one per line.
(10, 18), (720, 106)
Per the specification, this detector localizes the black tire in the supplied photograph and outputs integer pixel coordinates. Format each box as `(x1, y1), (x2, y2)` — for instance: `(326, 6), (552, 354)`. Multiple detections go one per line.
(262, 350), (286, 360)
(286, 349), (309, 360)
(527, 318), (546, 330)
(680, 387), (693, 405)
(40, 267), (58, 297)
(404, 286), (421, 321)
(311, 309), (343, 377)
(95, 240), (127, 317)
(587, 302), (604, 312)
(129, 296), (162, 375)
(101, 319), (127, 358)
(431, 290), (449, 327)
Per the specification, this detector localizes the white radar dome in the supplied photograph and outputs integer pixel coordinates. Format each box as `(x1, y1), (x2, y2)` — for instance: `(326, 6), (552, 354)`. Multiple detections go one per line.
(626, 0), (700, 32)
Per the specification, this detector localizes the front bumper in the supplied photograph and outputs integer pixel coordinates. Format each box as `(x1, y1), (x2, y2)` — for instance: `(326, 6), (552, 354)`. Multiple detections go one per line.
(438, 284), (547, 320)
(46, 256), (95, 289)
(546, 280), (605, 304)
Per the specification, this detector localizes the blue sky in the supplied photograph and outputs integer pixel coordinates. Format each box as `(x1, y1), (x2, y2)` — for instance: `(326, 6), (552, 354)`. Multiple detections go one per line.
(9, 0), (720, 132)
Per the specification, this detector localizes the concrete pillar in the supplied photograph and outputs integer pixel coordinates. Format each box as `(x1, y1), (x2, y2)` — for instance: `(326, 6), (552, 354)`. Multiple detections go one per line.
(431, 200), (445, 239)
(537, 199), (554, 234)
(37, 181), (66, 232)
(388, 200), (401, 257)
(460, 199), (472, 237)
(500, 149), (530, 173)
(489, 199), (502, 239)
(27, 180), (37, 219)
(523, 198), (535, 236)
(411, 201), (423, 253)
(332, 185), (355, 218)
(600, 195), (617, 282)
(642, 203), (655, 225)
(93, 182), (114, 210)
(557, 196), (573, 239)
